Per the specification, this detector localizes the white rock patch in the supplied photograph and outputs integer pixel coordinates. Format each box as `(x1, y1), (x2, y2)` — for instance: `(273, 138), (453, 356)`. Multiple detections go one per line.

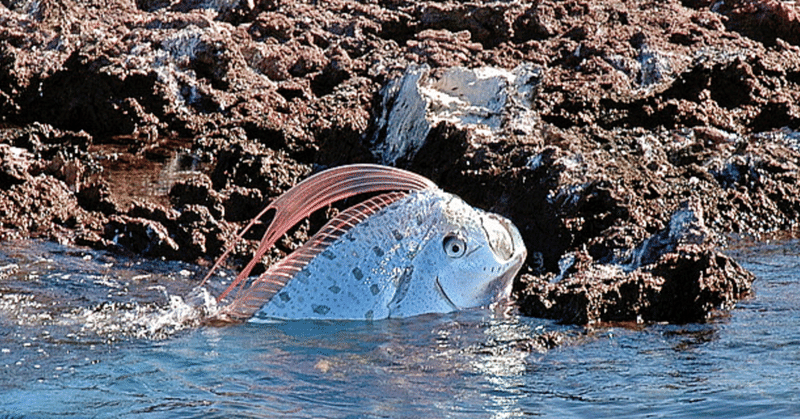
(372, 63), (541, 165)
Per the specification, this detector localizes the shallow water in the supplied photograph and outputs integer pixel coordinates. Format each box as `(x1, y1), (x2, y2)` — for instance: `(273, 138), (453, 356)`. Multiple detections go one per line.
(0, 239), (798, 418)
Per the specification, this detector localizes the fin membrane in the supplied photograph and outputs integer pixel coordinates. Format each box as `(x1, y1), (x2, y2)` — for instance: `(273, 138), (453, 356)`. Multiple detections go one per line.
(201, 164), (436, 306)
(220, 191), (409, 320)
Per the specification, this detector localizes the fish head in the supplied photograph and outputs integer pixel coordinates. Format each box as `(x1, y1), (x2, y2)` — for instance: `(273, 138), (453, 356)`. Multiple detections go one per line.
(424, 192), (527, 310)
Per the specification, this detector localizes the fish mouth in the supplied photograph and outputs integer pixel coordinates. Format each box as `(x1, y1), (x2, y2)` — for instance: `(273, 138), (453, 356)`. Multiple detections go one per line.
(434, 276), (460, 310)
(493, 258), (524, 300)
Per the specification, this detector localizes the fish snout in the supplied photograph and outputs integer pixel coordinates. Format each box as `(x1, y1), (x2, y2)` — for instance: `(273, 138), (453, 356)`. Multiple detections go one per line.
(481, 214), (526, 264)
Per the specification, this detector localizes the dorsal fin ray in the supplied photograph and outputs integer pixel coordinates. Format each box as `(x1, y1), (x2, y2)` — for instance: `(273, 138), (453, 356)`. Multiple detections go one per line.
(201, 164), (437, 304)
(220, 191), (408, 320)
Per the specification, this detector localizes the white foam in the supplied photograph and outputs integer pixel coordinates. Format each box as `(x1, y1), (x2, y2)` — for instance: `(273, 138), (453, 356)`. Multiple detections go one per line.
(58, 286), (220, 341)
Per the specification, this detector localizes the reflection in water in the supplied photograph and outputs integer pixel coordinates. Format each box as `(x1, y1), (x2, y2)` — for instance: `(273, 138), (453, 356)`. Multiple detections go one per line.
(476, 319), (534, 419)
(1, 239), (800, 417)
(664, 324), (719, 352)
(92, 144), (206, 208)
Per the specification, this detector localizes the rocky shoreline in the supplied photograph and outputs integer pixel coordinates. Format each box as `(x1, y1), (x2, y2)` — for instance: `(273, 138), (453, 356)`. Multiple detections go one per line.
(2, 0), (799, 325)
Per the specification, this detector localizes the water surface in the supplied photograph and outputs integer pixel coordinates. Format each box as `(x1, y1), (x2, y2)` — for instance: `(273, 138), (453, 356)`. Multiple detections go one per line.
(1, 239), (798, 418)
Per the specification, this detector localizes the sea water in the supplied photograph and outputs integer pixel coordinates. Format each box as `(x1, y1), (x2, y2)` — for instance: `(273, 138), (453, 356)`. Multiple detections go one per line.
(0, 238), (798, 418)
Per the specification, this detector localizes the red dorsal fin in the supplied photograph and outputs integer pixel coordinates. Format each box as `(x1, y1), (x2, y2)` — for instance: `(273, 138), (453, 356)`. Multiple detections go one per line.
(201, 164), (437, 304)
(220, 191), (408, 320)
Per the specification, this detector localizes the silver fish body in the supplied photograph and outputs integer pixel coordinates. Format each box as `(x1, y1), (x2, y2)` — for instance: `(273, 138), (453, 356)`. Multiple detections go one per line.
(248, 188), (526, 321)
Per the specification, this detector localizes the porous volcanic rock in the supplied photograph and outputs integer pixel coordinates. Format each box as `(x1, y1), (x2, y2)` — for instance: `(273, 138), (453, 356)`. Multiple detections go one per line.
(2, 0), (799, 325)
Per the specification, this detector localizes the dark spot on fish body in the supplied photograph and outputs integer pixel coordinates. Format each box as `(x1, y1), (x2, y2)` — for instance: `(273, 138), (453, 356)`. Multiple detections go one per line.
(346, 292), (361, 308)
(372, 246), (384, 257)
(312, 304), (330, 315)
(279, 292), (291, 302)
(352, 267), (364, 280)
(370, 284), (380, 295)
(364, 310), (374, 320)
(326, 275), (337, 286)
(297, 269), (311, 284)
(345, 231), (356, 242)
(328, 285), (341, 294)
(392, 229), (404, 241)
(322, 250), (336, 260)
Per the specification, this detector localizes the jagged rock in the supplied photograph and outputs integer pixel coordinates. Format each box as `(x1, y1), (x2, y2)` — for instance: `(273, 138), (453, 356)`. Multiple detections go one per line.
(0, 144), (33, 188)
(104, 215), (179, 258)
(370, 63), (541, 165)
(76, 181), (122, 215)
(517, 200), (754, 324)
(168, 174), (225, 219)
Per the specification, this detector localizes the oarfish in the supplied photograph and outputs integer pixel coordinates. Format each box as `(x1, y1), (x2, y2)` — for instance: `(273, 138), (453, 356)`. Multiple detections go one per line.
(202, 164), (526, 322)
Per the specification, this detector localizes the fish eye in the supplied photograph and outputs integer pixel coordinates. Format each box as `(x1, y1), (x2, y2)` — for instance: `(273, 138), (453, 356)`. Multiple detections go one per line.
(443, 234), (467, 258)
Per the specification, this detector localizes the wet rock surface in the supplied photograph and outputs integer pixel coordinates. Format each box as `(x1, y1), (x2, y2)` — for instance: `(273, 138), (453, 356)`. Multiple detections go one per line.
(2, 0), (799, 325)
